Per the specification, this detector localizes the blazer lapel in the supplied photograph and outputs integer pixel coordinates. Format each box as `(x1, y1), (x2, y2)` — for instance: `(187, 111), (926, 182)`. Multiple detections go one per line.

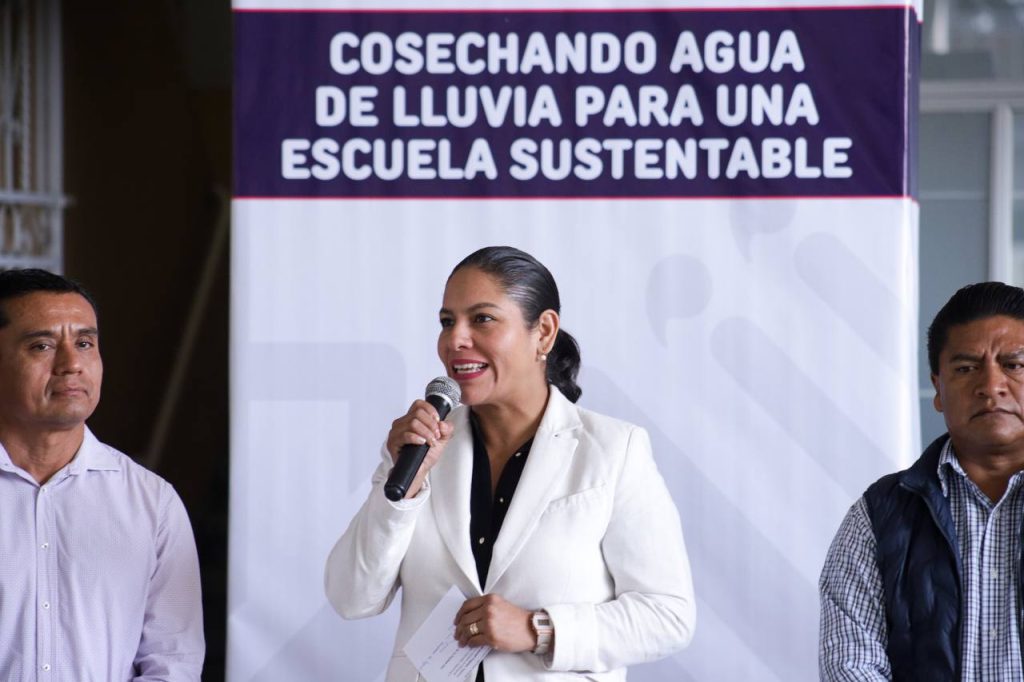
(429, 406), (482, 594)
(484, 389), (582, 592)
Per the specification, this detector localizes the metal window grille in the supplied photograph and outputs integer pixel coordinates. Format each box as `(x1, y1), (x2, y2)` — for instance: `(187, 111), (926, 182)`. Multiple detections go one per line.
(0, 0), (62, 272)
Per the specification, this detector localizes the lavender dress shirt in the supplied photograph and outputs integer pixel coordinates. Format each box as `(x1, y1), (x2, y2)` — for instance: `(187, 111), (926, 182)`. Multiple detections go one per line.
(0, 428), (204, 681)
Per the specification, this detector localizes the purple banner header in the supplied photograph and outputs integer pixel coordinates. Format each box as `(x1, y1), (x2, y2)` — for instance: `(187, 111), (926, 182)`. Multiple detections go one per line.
(234, 8), (918, 198)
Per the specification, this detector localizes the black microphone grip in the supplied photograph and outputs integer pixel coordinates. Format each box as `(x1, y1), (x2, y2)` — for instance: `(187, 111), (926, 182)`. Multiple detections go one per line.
(384, 392), (455, 501)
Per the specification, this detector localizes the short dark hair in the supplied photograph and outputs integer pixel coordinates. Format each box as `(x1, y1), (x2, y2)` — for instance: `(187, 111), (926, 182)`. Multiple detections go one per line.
(927, 281), (1024, 374)
(0, 268), (98, 329)
(450, 246), (583, 403)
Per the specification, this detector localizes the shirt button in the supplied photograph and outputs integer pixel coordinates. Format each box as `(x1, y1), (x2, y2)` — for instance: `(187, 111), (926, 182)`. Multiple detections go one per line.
(42, 601), (50, 609)
(40, 542), (49, 549)
(41, 664), (50, 671)
(478, 537), (486, 545)
(498, 497), (505, 504)
(990, 628), (998, 639)
(514, 452), (522, 458)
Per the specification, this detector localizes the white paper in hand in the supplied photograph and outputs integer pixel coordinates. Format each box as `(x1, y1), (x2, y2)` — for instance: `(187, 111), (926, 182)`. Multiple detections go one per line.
(403, 586), (492, 682)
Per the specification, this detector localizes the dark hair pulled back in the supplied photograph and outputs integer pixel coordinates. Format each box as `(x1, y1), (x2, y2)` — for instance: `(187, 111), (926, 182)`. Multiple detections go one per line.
(451, 246), (582, 403)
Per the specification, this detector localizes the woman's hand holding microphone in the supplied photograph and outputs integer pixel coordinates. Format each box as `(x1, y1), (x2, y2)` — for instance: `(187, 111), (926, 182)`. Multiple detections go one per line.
(386, 399), (455, 499)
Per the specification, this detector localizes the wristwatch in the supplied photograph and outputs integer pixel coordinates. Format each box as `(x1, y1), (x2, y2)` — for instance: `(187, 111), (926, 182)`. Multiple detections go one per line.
(530, 610), (553, 656)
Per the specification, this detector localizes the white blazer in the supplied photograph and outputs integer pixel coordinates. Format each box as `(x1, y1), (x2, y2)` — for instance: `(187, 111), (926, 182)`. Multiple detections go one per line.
(325, 387), (696, 681)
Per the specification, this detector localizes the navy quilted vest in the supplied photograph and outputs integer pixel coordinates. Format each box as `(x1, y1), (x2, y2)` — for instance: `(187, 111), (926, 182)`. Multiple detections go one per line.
(863, 434), (961, 682)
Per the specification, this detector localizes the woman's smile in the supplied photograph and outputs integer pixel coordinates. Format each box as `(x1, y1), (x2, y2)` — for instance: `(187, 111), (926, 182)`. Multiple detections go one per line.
(451, 359), (489, 380)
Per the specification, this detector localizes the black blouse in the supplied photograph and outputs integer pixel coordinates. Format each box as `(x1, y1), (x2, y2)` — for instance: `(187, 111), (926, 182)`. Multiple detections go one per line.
(468, 411), (534, 682)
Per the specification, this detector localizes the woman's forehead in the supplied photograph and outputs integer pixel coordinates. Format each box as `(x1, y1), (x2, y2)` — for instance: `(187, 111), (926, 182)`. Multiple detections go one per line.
(443, 267), (506, 302)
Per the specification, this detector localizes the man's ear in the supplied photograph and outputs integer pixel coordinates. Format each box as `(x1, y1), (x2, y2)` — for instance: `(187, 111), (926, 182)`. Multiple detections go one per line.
(931, 373), (943, 413)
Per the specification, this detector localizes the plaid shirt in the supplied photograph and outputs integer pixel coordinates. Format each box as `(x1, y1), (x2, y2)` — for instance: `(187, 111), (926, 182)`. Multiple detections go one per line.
(820, 440), (1024, 681)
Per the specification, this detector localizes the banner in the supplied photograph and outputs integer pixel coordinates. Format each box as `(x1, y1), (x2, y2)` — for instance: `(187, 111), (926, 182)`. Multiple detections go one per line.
(230, 2), (920, 679)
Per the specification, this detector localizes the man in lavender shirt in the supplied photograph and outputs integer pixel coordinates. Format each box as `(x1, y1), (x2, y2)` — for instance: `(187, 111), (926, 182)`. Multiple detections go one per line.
(0, 269), (204, 681)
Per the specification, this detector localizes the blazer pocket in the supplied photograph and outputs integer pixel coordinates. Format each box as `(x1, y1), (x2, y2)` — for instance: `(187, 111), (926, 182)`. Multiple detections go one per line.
(543, 484), (608, 513)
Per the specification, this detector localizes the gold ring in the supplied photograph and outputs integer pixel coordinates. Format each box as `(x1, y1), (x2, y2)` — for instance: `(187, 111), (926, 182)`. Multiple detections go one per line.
(469, 622), (479, 636)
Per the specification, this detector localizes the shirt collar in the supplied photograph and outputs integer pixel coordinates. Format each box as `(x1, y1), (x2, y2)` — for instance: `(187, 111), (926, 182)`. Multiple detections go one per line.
(0, 426), (121, 481)
(67, 427), (122, 474)
(0, 441), (13, 471)
(936, 437), (965, 497)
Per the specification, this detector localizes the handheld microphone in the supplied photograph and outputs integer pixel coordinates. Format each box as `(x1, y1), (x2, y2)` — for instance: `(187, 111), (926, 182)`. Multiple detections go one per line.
(384, 376), (462, 501)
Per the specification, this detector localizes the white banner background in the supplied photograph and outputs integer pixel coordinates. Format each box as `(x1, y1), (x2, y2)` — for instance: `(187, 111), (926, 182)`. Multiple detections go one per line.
(230, 197), (919, 680)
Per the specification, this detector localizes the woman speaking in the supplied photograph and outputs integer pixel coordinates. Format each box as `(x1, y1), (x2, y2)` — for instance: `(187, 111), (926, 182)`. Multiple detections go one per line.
(325, 246), (695, 680)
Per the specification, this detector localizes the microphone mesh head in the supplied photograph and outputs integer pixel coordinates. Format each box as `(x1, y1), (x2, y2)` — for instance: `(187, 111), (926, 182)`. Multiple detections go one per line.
(426, 376), (461, 407)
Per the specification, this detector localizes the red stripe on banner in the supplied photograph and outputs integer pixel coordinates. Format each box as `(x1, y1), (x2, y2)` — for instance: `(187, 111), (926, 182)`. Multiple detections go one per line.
(233, 194), (919, 202)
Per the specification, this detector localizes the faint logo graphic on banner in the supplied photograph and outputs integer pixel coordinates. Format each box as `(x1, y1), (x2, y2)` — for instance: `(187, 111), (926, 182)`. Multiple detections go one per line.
(646, 254), (713, 345)
(730, 200), (796, 260)
(795, 233), (902, 371)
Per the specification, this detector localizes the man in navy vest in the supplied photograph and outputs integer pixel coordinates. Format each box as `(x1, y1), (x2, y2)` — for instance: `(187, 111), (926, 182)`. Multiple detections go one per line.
(820, 282), (1024, 681)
